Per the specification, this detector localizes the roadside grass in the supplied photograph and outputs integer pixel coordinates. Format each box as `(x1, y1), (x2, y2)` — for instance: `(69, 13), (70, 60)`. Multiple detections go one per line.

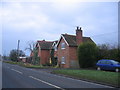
(20, 63), (44, 68)
(3, 61), (22, 65)
(4, 61), (59, 69)
(3, 61), (52, 69)
(53, 69), (119, 86)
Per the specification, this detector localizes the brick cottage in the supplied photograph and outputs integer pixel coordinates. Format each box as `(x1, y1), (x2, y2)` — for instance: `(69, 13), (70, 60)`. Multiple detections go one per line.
(56, 27), (94, 68)
(35, 40), (54, 65)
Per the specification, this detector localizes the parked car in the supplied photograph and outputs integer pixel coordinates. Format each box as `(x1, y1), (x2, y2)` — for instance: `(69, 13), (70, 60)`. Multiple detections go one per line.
(96, 59), (120, 72)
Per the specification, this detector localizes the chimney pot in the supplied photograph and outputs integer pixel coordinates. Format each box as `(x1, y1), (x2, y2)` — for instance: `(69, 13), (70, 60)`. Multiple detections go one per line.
(77, 26), (79, 30)
(80, 27), (82, 30)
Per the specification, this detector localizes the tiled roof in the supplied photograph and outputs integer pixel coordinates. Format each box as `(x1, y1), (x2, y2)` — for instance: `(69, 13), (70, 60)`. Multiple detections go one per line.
(62, 34), (77, 46)
(82, 37), (94, 43)
(37, 41), (54, 50)
(62, 34), (94, 47)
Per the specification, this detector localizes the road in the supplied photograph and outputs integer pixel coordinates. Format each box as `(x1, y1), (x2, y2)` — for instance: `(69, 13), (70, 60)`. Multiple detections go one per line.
(2, 62), (117, 89)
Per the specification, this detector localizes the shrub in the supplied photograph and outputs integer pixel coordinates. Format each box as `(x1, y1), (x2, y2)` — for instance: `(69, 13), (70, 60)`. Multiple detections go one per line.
(9, 49), (25, 62)
(32, 47), (40, 65)
(50, 49), (58, 66)
(78, 42), (99, 68)
(97, 44), (120, 62)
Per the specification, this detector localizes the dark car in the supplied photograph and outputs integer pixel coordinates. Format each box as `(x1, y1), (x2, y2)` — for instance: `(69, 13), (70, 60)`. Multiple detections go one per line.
(96, 59), (120, 72)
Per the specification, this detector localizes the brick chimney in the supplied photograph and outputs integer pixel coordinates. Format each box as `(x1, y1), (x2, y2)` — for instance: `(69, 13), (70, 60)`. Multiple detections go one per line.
(43, 39), (45, 42)
(76, 26), (83, 45)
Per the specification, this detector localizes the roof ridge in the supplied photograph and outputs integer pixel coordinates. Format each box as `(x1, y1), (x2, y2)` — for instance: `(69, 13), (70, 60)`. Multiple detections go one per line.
(37, 40), (54, 43)
(83, 36), (90, 38)
(62, 34), (76, 37)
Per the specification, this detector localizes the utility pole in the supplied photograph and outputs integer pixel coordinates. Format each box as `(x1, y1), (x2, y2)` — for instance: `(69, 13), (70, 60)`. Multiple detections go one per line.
(17, 40), (20, 61)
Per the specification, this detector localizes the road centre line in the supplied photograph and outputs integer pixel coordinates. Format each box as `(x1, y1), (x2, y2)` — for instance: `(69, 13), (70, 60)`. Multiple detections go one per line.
(11, 69), (23, 74)
(29, 76), (65, 90)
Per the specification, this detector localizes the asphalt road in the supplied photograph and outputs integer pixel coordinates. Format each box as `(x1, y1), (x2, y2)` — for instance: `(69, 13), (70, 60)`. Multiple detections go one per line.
(2, 62), (117, 89)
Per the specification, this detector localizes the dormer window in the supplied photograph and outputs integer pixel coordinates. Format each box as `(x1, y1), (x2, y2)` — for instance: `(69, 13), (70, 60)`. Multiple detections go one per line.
(61, 43), (65, 49)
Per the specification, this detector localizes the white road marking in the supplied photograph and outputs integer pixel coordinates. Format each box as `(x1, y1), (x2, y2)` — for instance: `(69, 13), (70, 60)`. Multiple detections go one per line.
(7, 67), (10, 68)
(29, 76), (65, 90)
(8, 62), (113, 88)
(11, 69), (23, 74)
(52, 74), (113, 88)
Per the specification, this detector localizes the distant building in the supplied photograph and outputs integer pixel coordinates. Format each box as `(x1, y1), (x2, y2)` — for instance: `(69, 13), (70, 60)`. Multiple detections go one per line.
(18, 56), (27, 63)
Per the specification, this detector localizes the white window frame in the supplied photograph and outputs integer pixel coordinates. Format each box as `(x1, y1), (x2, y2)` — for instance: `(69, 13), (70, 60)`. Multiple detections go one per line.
(61, 57), (65, 64)
(54, 45), (57, 51)
(61, 43), (65, 49)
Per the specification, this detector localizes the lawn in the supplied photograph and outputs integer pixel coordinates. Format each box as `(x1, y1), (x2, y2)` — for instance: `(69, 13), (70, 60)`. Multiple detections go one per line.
(53, 69), (119, 87)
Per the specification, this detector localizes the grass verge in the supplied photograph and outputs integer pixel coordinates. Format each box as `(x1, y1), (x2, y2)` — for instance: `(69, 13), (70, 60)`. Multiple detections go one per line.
(3, 61), (22, 65)
(53, 69), (119, 87)
(3, 61), (58, 69)
(3, 61), (44, 68)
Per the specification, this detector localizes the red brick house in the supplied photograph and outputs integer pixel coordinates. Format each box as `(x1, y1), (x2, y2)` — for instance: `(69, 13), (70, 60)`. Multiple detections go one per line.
(56, 27), (94, 68)
(35, 40), (58, 65)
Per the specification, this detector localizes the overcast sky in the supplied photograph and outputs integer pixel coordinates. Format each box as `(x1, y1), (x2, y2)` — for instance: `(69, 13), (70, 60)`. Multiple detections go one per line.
(0, 0), (118, 56)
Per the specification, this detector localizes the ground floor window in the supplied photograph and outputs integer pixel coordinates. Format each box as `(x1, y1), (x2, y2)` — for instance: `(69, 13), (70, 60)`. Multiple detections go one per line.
(61, 56), (65, 64)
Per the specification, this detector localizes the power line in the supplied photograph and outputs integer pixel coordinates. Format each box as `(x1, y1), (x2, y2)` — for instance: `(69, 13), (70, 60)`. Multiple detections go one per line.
(90, 31), (118, 37)
(89, 31), (118, 45)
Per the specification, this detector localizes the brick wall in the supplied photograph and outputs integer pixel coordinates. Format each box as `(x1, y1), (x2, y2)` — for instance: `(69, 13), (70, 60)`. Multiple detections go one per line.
(57, 38), (70, 68)
(69, 47), (79, 68)
(57, 38), (80, 68)
(40, 50), (50, 65)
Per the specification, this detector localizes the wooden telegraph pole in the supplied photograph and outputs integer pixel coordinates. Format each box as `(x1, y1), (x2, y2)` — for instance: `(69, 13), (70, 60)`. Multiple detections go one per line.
(17, 40), (20, 62)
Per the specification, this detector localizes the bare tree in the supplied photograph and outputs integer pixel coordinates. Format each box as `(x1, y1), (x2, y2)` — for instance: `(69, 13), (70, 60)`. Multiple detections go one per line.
(25, 41), (36, 52)
(25, 41), (36, 63)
